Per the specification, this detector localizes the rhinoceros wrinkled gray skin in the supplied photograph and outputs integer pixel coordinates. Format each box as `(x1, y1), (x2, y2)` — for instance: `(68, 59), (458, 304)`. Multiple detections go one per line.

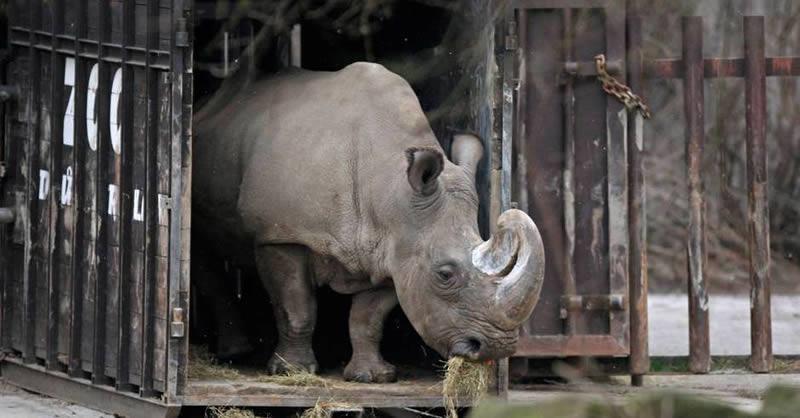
(192, 62), (545, 383)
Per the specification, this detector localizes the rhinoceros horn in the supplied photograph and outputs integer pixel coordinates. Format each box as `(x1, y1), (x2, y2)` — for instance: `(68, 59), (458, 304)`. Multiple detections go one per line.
(471, 209), (545, 329)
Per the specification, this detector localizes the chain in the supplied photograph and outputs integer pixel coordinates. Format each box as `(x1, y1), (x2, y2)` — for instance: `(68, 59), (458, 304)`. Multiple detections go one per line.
(594, 54), (651, 119)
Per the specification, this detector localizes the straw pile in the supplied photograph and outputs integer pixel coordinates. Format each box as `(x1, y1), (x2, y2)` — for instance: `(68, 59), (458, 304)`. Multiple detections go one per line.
(189, 345), (241, 380)
(442, 357), (491, 418)
(253, 356), (330, 388)
(206, 406), (260, 418)
(300, 400), (360, 418)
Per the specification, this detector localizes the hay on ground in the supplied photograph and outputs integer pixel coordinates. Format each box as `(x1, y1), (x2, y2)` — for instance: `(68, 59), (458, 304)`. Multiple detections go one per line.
(189, 345), (241, 380)
(206, 406), (261, 418)
(253, 354), (330, 388)
(300, 400), (360, 418)
(442, 357), (491, 418)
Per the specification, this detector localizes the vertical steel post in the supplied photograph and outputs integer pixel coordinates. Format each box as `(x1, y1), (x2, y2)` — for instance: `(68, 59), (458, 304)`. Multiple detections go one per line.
(682, 16), (710, 374)
(744, 15), (772, 373)
(626, 2), (649, 386)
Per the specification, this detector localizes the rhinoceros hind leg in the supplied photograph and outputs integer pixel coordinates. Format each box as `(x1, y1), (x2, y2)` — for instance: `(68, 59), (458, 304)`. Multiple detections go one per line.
(255, 244), (319, 374)
(344, 287), (398, 383)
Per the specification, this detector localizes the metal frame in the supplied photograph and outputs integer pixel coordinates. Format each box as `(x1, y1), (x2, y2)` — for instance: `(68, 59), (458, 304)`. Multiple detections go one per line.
(0, 0), (192, 411)
(510, 0), (634, 362)
(645, 15), (776, 374)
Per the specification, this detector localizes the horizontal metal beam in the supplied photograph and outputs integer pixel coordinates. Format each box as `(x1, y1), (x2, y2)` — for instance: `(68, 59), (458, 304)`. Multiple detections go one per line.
(514, 335), (629, 357)
(1, 359), (180, 418)
(10, 27), (171, 70)
(645, 56), (800, 78)
(513, 0), (616, 8)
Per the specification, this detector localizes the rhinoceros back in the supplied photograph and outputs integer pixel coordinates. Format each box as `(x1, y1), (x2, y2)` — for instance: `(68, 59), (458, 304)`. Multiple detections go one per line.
(193, 63), (439, 271)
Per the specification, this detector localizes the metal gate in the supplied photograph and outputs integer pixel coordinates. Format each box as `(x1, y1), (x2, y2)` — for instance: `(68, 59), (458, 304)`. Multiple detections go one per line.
(0, 1), (192, 416)
(508, 0), (647, 378)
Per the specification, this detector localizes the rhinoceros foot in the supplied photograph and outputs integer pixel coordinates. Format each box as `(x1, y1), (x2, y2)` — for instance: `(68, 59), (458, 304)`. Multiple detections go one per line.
(344, 357), (397, 383)
(267, 348), (318, 375)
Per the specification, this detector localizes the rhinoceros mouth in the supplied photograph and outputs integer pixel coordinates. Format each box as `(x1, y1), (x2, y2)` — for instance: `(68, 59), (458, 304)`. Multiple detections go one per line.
(448, 337), (483, 360)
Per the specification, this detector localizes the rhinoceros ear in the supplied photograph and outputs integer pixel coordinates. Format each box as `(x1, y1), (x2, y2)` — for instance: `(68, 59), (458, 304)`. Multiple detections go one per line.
(451, 133), (483, 183)
(405, 147), (444, 196)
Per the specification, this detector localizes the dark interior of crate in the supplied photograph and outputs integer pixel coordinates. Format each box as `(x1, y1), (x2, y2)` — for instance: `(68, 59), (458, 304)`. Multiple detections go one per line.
(188, 1), (471, 395)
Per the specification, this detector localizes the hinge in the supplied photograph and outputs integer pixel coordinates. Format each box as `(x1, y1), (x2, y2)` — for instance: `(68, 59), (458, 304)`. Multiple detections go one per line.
(175, 18), (189, 48)
(0, 207), (13, 225)
(158, 194), (171, 226)
(560, 294), (626, 319)
(0, 85), (19, 102)
(505, 18), (518, 51)
(170, 307), (185, 338)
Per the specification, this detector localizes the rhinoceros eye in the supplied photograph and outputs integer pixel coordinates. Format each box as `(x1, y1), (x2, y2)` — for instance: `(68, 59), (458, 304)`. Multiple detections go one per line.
(435, 264), (457, 285)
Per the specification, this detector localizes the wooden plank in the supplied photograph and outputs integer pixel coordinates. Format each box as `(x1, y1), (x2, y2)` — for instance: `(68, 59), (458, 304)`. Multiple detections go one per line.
(182, 376), (458, 408)
(682, 16), (710, 374)
(167, 0), (190, 399)
(53, 49), (74, 373)
(625, 8), (649, 382)
(114, 0), (136, 388)
(743, 16), (772, 373)
(21, 3), (42, 365)
(127, 67), (148, 386)
(103, 52), (123, 379)
(79, 49), (101, 374)
(152, 71), (171, 393)
(7, 57), (32, 354)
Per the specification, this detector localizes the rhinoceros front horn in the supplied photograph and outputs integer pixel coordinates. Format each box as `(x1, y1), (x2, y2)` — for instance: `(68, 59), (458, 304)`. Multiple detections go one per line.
(471, 209), (545, 329)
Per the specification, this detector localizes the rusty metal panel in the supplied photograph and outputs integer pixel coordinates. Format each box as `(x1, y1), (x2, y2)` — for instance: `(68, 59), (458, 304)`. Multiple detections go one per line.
(512, 0), (630, 360)
(1, 0), (186, 406)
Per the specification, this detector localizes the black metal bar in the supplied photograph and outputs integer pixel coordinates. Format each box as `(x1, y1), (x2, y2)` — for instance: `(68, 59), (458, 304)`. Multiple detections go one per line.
(682, 16), (710, 374)
(140, 0), (159, 397)
(91, 0), (110, 386)
(744, 15), (772, 373)
(116, 0), (135, 390)
(67, 0), (88, 378)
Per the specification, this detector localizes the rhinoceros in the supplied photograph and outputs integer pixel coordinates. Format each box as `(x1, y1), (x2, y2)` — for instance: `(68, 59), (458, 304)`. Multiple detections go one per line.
(192, 62), (545, 383)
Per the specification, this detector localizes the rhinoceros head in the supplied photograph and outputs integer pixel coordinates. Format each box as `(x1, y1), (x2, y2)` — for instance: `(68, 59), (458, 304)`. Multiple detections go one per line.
(387, 133), (545, 361)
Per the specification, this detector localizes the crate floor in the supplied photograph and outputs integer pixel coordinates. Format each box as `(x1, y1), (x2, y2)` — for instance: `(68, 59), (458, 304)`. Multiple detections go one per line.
(183, 366), (451, 408)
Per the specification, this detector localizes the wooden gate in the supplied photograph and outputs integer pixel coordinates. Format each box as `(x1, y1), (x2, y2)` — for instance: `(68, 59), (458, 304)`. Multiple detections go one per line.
(0, 1), (192, 416)
(508, 0), (647, 380)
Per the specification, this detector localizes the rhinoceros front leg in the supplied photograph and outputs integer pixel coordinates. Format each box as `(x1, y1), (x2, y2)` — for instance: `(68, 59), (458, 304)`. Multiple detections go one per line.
(344, 287), (398, 383)
(254, 244), (318, 374)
